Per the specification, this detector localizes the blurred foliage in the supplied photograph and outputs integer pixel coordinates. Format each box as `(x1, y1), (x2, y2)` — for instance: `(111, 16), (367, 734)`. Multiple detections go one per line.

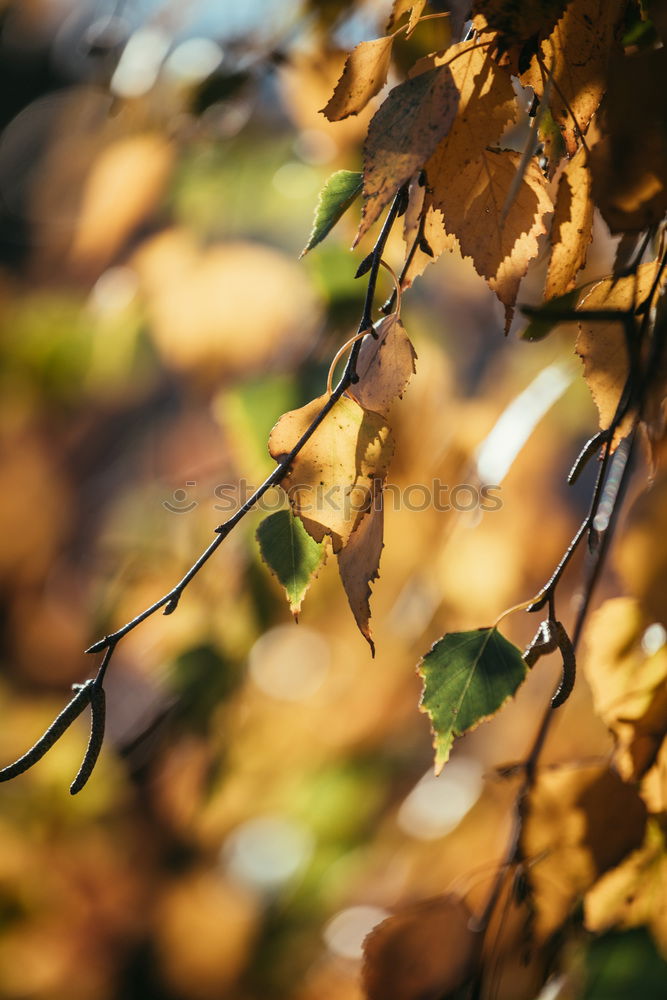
(0, 2), (665, 1000)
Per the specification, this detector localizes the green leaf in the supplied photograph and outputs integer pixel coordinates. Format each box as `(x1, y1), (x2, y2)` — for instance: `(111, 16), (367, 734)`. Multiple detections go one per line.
(256, 510), (326, 617)
(582, 928), (667, 1000)
(419, 627), (527, 773)
(300, 170), (363, 257)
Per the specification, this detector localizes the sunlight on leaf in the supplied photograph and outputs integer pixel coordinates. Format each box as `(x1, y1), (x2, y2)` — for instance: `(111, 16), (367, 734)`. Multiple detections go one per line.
(419, 627), (527, 773)
(256, 510), (326, 618)
(300, 170), (363, 257)
(322, 36), (394, 122)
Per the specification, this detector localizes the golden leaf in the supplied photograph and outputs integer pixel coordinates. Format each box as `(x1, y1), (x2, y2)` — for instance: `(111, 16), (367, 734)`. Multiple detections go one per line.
(268, 394), (394, 552)
(472, 0), (567, 46)
(521, 0), (625, 156)
(428, 148), (552, 330)
(545, 145), (594, 299)
(522, 765), (647, 939)
(322, 36), (394, 122)
(615, 471), (667, 627)
(337, 480), (384, 654)
(386, 0), (427, 35)
(582, 598), (667, 781)
(348, 314), (417, 418)
(575, 262), (666, 445)
(356, 62), (460, 244)
(402, 195), (457, 288)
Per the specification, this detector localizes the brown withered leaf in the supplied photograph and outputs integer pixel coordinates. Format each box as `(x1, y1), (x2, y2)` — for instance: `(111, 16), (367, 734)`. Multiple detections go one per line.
(386, 0), (427, 36)
(585, 820), (667, 957)
(521, 0), (625, 156)
(590, 49), (667, 233)
(545, 146), (594, 300)
(348, 314), (417, 417)
(322, 36), (394, 122)
(473, 0), (567, 46)
(338, 480), (384, 654)
(362, 895), (480, 1000)
(356, 63), (459, 244)
(582, 598), (667, 781)
(576, 262), (666, 445)
(429, 148), (552, 330)
(522, 764), (647, 940)
(268, 394), (393, 553)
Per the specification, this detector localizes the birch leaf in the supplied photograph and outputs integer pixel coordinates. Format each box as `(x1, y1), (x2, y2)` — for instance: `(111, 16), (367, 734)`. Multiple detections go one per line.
(419, 627), (527, 774)
(348, 314), (417, 417)
(322, 36), (394, 122)
(300, 170), (363, 257)
(472, 0), (567, 46)
(386, 0), (427, 36)
(521, 0), (625, 156)
(268, 394), (393, 552)
(429, 148), (552, 331)
(356, 63), (459, 244)
(337, 480), (384, 654)
(576, 262), (666, 445)
(545, 146), (594, 299)
(256, 510), (326, 618)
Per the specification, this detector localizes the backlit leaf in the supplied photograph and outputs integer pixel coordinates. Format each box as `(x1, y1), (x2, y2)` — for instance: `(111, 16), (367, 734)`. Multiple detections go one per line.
(356, 63), (459, 244)
(348, 314), (417, 417)
(386, 0), (427, 36)
(418, 627), (527, 773)
(256, 510), (326, 618)
(322, 36), (394, 122)
(338, 481), (383, 653)
(545, 146), (594, 299)
(268, 394), (394, 552)
(429, 148), (553, 331)
(473, 0), (567, 46)
(300, 170), (363, 257)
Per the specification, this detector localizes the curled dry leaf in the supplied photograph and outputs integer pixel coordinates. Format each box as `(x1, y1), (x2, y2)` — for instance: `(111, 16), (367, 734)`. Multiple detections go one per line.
(268, 394), (393, 553)
(356, 62), (460, 244)
(582, 598), (667, 781)
(576, 261), (666, 447)
(521, 0), (625, 156)
(428, 149), (552, 331)
(337, 479), (383, 654)
(386, 0), (427, 37)
(348, 314), (417, 417)
(545, 145), (594, 300)
(521, 764), (647, 939)
(362, 894), (479, 1000)
(322, 36), (394, 122)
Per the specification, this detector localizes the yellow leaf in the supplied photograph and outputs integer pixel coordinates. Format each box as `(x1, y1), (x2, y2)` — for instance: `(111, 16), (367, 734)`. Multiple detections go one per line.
(386, 0), (427, 36)
(575, 262), (666, 445)
(585, 820), (667, 957)
(356, 62), (460, 244)
(337, 480), (384, 653)
(522, 765), (647, 939)
(472, 0), (567, 46)
(582, 598), (667, 781)
(615, 471), (667, 627)
(402, 193), (457, 288)
(545, 146), (594, 300)
(428, 149), (552, 330)
(420, 38), (517, 171)
(321, 36), (394, 122)
(362, 895), (479, 1000)
(267, 394), (394, 552)
(521, 0), (625, 156)
(348, 314), (417, 418)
